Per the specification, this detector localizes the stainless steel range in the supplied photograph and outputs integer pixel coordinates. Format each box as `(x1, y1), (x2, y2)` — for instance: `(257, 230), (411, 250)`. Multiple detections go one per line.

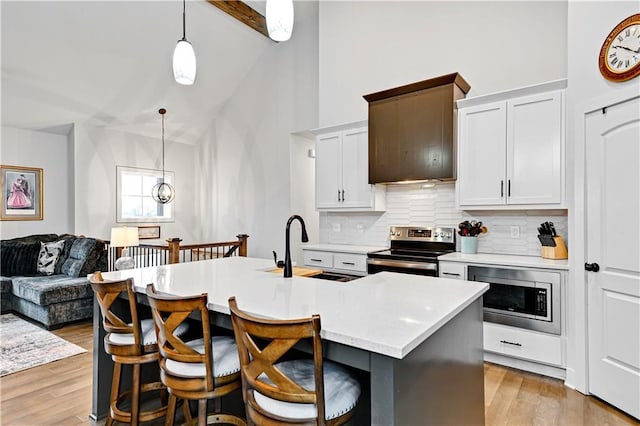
(367, 226), (456, 277)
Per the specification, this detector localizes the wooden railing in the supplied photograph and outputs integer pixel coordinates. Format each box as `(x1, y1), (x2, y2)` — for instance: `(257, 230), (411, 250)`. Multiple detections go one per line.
(107, 234), (249, 271)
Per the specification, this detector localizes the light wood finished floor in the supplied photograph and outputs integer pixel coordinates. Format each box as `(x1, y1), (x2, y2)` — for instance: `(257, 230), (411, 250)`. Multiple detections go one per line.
(0, 319), (638, 425)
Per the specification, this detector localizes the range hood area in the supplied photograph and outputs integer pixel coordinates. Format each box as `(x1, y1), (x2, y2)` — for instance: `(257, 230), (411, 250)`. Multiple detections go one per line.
(363, 73), (470, 184)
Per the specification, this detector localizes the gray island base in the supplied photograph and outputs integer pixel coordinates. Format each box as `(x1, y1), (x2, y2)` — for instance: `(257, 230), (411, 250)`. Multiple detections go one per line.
(90, 257), (487, 425)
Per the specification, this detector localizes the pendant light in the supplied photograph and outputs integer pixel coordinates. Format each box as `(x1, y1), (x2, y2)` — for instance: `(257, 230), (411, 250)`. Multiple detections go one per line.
(152, 108), (175, 204)
(266, 0), (294, 42)
(173, 0), (196, 85)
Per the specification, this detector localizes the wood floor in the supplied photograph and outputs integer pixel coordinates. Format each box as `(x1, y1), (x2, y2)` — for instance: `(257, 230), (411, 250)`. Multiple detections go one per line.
(0, 319), (638, 426)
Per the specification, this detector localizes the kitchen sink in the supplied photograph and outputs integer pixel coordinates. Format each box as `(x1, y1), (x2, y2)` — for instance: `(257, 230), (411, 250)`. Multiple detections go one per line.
(263, 266), (360, 282)
(311, 272), (360, 282)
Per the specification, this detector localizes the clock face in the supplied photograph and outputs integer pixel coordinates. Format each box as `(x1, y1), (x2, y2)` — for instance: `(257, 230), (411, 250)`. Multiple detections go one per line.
(605, 24), (640, 73)
(599, 14), (640, 82)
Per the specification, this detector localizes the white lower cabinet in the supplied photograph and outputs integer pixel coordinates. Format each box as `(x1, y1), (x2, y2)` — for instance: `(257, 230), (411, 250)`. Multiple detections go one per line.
(303, 250), (333, 269)
(439, 261), (467, 280)
(303, 248), (368, 275)
(436, 258), (567, 375)
(484, 322), (563, 367)
(333, 253), (367, 273)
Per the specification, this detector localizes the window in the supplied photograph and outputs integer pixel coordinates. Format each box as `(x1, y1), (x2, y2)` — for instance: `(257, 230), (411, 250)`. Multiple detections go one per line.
(116, 166), (174, 223)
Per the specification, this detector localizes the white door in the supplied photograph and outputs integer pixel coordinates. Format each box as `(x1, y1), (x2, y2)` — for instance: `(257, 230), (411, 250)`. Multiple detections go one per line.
(457, 101), (507, 206)
(586, 95), (640, 420)
(340, 127), (371, 208)
(315, 132), (342, 209)
(507, 91), (563, 205)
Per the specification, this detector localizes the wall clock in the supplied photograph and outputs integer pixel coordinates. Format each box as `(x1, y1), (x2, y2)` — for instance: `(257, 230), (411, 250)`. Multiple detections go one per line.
(598, 13), (640, 82)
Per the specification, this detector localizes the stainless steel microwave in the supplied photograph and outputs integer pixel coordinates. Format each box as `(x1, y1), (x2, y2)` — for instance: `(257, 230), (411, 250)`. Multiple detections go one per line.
(468, 266), (561, 335)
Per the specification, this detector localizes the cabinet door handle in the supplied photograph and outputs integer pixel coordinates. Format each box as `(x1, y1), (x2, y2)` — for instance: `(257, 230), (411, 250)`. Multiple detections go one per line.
(341, 189), (345, 201)
(341, 262), (355, 266)
(310, 258), (323, 262)
(442, 272), (461, 277)
(508, 179), (511, 197)
(585, 262), (600, 272)
(500, 340), (522, 347)
(500, 180), (504, 198)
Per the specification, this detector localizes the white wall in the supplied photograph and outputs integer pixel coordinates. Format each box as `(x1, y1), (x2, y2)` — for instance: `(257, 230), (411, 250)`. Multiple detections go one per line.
(73, 124), (198, 243)
(315, 1), (570, 250)
(318, 1), (568, 126)
(0, 126), (73, 239)
(290, 134), (319, 263)
(201, 1), (319, 260)
(565, 1), (640, 393)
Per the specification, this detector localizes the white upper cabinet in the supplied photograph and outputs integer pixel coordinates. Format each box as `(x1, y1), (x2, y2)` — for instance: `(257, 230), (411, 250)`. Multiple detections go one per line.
(458, 101), (507, 205)
(313, 122), (385, 211)
(457, 80), (566, 209)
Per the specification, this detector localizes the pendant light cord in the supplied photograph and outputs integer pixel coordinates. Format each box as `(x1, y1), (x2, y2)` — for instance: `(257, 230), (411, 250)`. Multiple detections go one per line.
(182, 0), (186, 41)
(160, 108), (167, 182)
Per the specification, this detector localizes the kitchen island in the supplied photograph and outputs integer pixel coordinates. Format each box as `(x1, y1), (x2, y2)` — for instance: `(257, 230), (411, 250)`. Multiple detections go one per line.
(91, 257), (489, 425)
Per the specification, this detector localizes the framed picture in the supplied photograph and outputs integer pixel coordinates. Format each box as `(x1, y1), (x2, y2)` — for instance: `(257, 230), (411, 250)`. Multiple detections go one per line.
(138, 225), (161, 240)
(1, 165), (43, 221)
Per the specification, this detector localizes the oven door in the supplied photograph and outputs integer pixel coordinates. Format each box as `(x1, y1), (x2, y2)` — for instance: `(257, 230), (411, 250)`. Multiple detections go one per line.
(367, 258), (438, 277)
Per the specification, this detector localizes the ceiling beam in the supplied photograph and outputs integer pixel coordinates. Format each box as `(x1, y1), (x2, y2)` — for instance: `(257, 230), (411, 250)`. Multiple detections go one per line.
(206, 0), (272, 40)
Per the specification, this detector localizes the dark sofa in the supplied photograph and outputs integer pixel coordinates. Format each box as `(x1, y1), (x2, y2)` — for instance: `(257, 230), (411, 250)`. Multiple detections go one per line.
(1, 233), (108, 329)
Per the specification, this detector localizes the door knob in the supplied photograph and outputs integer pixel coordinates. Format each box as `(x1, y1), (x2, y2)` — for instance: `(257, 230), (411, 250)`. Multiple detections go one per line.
(585, 262), (600, 272)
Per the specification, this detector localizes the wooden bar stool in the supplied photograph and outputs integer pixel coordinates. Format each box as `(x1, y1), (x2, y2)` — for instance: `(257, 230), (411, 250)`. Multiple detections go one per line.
(145, 284), (246, 426)
(228, 296), (361, 426)
(90, 272), (183, 425)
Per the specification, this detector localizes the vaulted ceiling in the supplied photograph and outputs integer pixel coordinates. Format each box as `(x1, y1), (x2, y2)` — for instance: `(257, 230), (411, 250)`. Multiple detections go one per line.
(1, 1), (280, 144)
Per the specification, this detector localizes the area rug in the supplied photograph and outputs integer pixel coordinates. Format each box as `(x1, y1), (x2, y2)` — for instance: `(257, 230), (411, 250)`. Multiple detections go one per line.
(0, 313), (87, 376)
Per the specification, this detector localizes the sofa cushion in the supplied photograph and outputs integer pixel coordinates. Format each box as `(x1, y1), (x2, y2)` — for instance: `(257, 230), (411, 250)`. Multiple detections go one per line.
(1, 234), (59, 245)
(61, 238), (97, 278)
(37, 240), (66, 276)
(1, 277), (12, 293)
(0, 241), (41, 277)
(54, 235), (76, 275)
(78, 239), (107, 276)
(10, 275), (93, 305)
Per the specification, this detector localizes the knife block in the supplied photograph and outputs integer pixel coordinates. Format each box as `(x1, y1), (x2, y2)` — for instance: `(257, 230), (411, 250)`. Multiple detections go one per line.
(541, 236), (568, 260)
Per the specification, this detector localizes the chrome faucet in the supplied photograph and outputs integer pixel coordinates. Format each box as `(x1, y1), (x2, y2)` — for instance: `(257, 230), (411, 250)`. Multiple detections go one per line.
(284, 215), (309, 278)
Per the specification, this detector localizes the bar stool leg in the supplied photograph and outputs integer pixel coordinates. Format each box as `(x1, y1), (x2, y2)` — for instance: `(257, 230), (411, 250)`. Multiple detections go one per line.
(165, 393), (177, 426)
(131, 363), (141, 426)
(198, 399), (207, 426)
(107, 362), (122, 426)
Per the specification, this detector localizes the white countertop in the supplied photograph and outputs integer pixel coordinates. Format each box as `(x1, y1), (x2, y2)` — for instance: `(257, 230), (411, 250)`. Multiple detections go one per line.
(101, 257), (488, 359)
(438, 252), (569, 270)
(302, 243), (387, 254)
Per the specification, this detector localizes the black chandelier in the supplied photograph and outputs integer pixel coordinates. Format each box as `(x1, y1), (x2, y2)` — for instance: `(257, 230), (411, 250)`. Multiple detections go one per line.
(152, 108), (175, 204)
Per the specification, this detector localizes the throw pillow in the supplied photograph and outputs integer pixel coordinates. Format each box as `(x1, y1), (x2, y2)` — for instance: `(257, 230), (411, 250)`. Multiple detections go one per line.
(37, 240), (66, 276)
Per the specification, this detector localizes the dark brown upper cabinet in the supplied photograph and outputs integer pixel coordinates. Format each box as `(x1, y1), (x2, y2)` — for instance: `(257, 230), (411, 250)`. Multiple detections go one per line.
(364, 73), (470, 184)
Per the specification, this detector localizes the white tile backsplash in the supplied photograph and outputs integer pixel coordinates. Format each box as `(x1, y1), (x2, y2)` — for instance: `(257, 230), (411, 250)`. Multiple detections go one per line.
(319, 183), (568, 256)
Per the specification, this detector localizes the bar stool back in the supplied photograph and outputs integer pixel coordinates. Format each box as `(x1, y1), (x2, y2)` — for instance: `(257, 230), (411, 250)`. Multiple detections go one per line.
(89, 272), (170, 426)
(145, 284), (246, 426)
(228, 296), (361, 426)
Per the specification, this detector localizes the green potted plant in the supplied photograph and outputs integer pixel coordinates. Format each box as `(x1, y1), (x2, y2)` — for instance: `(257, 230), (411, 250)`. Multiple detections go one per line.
(458, 220), (488, 254)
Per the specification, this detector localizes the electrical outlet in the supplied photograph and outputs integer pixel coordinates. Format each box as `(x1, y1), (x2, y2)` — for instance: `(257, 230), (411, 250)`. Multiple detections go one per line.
(510, 226), (520, 239)
(332, 223), (341, 233)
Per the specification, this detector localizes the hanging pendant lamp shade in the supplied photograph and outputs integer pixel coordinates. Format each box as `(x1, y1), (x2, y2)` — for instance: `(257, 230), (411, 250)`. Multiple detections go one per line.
(173, 0), (196, 85)
(152, 108), (175, 205)
(266, 0), (294, 42)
